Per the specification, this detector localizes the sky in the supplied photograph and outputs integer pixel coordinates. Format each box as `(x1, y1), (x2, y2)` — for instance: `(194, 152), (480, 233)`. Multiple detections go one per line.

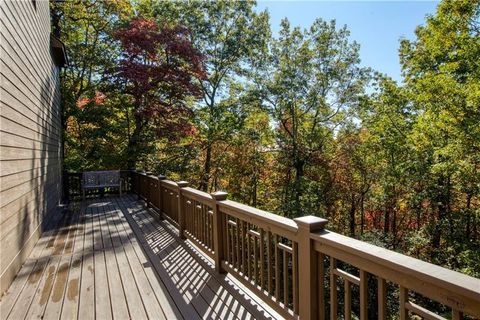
(256, 1), (440, 83)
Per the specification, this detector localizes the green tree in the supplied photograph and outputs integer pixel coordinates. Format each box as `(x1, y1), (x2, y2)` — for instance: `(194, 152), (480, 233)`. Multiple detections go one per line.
(52, 0), (134, 170)
(259, 18), (370, 217)
(400, 0), (480, 262)
(154, 0), (271, 191)
(357, 76), (413, 246)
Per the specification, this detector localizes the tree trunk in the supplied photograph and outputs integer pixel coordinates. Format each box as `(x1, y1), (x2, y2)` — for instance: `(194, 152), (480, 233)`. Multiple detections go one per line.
(360, 193), (365, 235)
(384, 205), (390, 235)
(126, 112), (143, 169)
(252, 167), (258, 207)
(416, 207), (421, 231)
(466, 193), (472, 237)
(199, 143), (212, 191)
(432, 201), (446, 250)
(392, 208), (397, 248)
(349, 195), (356, 237)
(293, 158), (304, 217)
(432, 177), (450, 250)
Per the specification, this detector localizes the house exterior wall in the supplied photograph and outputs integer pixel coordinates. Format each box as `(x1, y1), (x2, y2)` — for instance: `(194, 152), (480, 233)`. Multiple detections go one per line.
(0, 0), (63, 294)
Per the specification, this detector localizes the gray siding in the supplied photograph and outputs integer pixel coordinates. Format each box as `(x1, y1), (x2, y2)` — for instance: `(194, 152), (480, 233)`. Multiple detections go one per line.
(0, 0), (63, 294)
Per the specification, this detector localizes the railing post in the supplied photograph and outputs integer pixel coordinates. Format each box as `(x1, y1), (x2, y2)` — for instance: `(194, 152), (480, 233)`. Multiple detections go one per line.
(136, 170), (144, 199)
(211, 191), (228, 274)
(131, 170), (137, 194)
(294, 216), (328, 320)
(176, 181), (189, 239)
(157, 174), (166, 220)
(145, 172), (153, 207)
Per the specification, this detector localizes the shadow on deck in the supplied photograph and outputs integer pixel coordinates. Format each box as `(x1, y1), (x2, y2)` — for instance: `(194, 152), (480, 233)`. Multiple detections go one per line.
(0, 195), (281, 320)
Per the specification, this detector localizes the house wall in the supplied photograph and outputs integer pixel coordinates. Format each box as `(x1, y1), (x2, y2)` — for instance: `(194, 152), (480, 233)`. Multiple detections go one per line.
(0, 0), (63, 294)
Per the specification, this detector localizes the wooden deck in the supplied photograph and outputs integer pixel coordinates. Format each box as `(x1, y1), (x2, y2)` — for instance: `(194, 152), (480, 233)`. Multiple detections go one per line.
(0, 195), (281, 320)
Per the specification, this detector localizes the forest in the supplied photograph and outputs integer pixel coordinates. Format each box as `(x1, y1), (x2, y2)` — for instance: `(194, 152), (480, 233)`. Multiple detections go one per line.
(52, 0), (480, 280)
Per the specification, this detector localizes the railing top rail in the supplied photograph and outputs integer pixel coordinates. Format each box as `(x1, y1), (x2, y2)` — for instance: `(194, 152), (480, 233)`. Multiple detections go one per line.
(312, 230), (480, 314)
(182, 187), (213, 204)
(160, 179), (179, 190)
(219, 200), (298, 239)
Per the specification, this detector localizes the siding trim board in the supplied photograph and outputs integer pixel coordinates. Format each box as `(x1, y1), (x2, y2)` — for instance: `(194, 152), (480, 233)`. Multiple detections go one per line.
(0, 0), (63, 295)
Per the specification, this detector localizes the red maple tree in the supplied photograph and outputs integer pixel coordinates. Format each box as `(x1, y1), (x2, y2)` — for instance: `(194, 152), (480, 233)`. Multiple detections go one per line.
(112, 18), (205, 167)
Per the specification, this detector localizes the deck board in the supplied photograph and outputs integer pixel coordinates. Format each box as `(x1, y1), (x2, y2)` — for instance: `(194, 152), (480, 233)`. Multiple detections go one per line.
(60, 201), (85, 319)
(0, 195), (284, 320)
(78, 201), (95, 320)
(102, 203), (130, 320)
(0, 209), (64, 318)
(92, 203), (113, 320)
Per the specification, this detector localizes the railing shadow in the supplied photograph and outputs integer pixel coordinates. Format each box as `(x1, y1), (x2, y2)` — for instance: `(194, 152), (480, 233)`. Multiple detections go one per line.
(120, 195), (277, 320)
(3, 195), (278, 319)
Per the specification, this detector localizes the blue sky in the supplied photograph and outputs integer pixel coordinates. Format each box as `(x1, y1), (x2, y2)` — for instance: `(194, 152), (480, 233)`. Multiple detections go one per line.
(256, 1), (440, 83)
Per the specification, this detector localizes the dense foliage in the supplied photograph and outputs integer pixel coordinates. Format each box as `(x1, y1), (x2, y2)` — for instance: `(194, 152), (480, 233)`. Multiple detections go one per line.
(55, 0), (479, 287)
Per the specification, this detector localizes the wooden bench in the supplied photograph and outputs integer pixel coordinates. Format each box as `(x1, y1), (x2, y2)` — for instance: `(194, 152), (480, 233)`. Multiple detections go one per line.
(82, 170), (122, 199)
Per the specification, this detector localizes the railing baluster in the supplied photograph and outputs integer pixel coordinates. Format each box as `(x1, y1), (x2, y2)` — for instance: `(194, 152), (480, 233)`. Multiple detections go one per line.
(198, 202), (202, 243)
(400, 286), (408, 320)
(185, 199), (190, 233)
(254, 235), (259, 284)
(194, 201), (198, 240)
(228, 218), (235, 265)
(345, 279), (351, 320)
(207, 209), (211, 249)
(247, 228), (252, 279)
(330, 257), (338, 320)
(236, 218), (241, 271)
(202, 203), (206, 245)
(198, 202), (201, 242)
(199, 203), (204, 243)
(208, 207), (212, 248)
(318, 252), (325, 320)
(223, 214), (228, 259)
(275, 234), (280, 302)
(198, 202), (201, 241)
(198, 202), (205, 243)
(211, 191), (227, 273)
(157, 175), (166, 218)
(360, 269), (368, 320)
(260, 229), (265, 290)
(241, 221), (246, 275)
(283, 248), (288, 306)
(177, 181), (188, 239)
(267, 231), (273, 295)
(293, 242), (298, 314)
(378, 277), (387, 320)
(232, 222), (236, 265)
(195, 201), (199, 241)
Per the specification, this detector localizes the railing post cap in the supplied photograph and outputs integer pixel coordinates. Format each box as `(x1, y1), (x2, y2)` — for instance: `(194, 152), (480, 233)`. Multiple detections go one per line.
(177, 181), (188, 188)
(294, 216), (328, 231)
(211, 191), (228, 201)
(158, 174), (167, 180)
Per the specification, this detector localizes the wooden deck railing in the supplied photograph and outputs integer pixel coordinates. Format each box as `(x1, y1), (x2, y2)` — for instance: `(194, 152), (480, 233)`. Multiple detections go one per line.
(63, 170), (132, 200)
(115, 171), (480, 319)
